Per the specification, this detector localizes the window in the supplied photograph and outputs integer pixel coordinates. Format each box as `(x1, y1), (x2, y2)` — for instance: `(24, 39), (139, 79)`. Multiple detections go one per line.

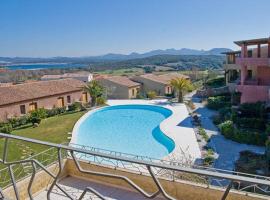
(20, 105), (26, 114)
(247, 70), (252, 79)
(132, 89), (135, 96)
(248, 50), (252, 58)
(29, 102), (37, 112)
(67, 95), (71, 104)
(166, 86), (171, 94)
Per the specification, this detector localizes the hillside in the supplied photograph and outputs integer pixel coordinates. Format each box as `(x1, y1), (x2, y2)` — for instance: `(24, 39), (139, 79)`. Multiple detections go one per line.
(87, 54), (225, 71)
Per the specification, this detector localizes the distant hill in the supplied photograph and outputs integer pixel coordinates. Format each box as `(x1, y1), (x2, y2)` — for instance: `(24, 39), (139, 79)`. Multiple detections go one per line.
(92, 48), (232, 60)
(85, 54), (225, 71)
(0, 48), (232, 64)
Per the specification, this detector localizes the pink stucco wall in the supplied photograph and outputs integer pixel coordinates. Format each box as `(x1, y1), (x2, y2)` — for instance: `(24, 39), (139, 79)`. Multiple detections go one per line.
(257, 66), (270, 85)
(0, 91), (90, 122)
(237, 85), (270, 103)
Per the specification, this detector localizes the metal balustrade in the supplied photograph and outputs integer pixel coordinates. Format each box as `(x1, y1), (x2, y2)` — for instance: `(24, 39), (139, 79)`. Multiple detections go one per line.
(0, 133), (270, 200)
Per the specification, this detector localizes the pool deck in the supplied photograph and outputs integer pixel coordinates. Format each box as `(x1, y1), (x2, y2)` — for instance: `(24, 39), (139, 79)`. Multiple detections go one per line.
(107, 99), (201, 163)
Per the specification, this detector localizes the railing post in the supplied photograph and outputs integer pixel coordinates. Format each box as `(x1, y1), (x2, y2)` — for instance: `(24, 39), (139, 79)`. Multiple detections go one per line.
(2, 138), (9, 163)
(221, 181), (233, 200)
(8, 164), (20, 200)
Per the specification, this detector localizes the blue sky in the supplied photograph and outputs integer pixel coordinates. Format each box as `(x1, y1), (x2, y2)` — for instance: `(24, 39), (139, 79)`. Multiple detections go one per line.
(0, 0), (270, 57)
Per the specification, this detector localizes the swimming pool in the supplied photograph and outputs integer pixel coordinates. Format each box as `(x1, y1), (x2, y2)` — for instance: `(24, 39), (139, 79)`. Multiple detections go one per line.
(72, 105), (175, 159)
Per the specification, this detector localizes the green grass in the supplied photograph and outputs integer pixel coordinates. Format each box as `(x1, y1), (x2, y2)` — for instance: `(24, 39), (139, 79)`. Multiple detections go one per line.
(97, 67), (144, 76)
(0, 111), (86, 164)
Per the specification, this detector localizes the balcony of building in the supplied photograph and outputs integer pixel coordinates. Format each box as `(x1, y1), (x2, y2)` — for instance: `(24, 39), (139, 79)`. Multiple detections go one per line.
(0, 133), (270, 200)
(236, 57), (270, 66)
(234, 37), (270, 67)
(223, 51), (241, 65)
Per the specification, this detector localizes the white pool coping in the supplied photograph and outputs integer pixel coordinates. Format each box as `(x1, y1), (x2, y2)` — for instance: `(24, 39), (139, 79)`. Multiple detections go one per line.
(71, 99), (201, 163)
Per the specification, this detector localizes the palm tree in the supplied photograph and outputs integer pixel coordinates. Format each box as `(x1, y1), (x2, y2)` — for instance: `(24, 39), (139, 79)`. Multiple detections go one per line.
(170, 78), (192, 103)
(82, 80), (104, 107)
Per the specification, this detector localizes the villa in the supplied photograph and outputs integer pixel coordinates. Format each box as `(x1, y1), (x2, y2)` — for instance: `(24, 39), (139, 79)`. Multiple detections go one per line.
(98, 76), (141, 99)
(41, 72), (93, 82)
(0, 79), (89, 121)
(224, 37), (270, 103)
(131, 73), (190, 96)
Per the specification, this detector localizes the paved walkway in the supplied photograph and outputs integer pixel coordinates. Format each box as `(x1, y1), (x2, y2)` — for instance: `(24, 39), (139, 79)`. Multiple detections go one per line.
(106, 99), (201, 163)
(34, 176), (165, 200)
(189, 95), (265, 171)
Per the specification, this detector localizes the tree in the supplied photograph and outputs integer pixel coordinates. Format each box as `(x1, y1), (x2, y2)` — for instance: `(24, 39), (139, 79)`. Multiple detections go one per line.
(83, 80), (104, 107)
(170, 78), (192, 103)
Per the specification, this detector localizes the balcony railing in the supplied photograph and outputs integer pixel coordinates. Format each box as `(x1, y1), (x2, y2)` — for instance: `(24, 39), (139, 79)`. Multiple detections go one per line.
(0, 133), (270, 200)
(236, 57), (270, 66)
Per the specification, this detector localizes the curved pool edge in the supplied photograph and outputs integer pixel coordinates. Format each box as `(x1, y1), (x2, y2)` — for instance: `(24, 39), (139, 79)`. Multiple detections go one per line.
(70, 106), (110, 145)
(70, 104), (174, 150)
(106, 100), (202, 163)
(71, 100), (202, 163)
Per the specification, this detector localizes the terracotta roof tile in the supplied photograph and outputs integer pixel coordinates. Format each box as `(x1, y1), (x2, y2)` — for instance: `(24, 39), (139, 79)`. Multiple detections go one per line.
(101, 76), (140, 87)
(0, 79), (85, 106)
(140, 73), (189, 84)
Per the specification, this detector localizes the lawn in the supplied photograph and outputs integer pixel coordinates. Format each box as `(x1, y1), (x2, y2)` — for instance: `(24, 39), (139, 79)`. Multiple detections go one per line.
(0, 111), (86, 164)
(97, 67), (144, 76)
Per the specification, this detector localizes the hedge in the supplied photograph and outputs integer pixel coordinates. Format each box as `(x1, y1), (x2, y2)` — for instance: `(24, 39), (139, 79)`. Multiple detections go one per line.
(219, 120), (267, 146)
(207, 96), (231, 110)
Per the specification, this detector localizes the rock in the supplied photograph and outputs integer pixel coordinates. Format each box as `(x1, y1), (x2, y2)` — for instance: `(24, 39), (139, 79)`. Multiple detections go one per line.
(33, 123), (39, 128)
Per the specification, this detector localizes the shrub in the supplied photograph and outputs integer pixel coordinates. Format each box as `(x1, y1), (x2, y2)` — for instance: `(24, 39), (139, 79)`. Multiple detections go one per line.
(219, 120), (234, 139)
(30, 108), (47, 119)
(207, 96), (231, 110)
(8, 118), (19, 128)
(30, 117), (41, 125)
(17, 115), (30, 126)
(46, 107), (66, 117)
(231, 92), (241, 105)
(266, 140), (270, 162)
(212, 114), (222, 125)
(96, 97), (106, 106)
(233, 129), (267, 146)
(238, 102), (266, 118)
(147, 91), (157, 99)
(68, 102), (83, 112)
(0, 123), (13, 134)
(205, 77), (225, 88)
(29, 108), (47, 125)
(204, 155), (214, 166)
(235, 117), (266, 130)
(219, 121), (267, 146)
(198, 127), (209, 142)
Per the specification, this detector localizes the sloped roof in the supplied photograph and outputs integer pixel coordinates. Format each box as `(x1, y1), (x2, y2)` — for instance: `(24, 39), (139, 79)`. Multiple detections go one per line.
(0, 79), (85, 106)
(102, 76), (140, 88)
(139, 73), (189, 84)
(234, 37), (270, 46)
(41, 72), (91, 79)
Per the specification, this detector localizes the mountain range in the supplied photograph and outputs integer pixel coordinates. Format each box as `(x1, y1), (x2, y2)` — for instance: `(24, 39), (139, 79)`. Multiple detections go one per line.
(89, 48), (232, 60)
(0, 48), (231, 64)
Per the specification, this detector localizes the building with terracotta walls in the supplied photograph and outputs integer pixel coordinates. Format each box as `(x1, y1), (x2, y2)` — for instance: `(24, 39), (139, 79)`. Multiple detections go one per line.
(131, 73), (190, 96)
(98, 76), (141, 99)
(224, 37), (270, 103)
(0, 79), (89, 122)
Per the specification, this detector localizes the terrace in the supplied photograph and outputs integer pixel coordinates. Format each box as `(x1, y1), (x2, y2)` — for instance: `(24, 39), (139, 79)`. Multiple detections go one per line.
(0, 132), (270, 200)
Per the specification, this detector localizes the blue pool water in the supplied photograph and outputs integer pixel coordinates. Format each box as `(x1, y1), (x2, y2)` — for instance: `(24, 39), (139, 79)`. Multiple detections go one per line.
(74, 105), (175, 159)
